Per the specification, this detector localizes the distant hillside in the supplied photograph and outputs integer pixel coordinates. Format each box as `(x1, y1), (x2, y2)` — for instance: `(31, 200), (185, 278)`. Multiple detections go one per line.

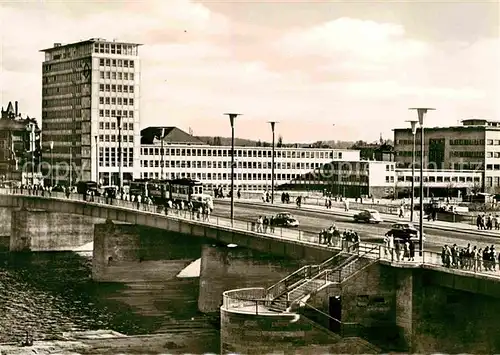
(196, 136), (262, 147)
(195, 136), (361, 149)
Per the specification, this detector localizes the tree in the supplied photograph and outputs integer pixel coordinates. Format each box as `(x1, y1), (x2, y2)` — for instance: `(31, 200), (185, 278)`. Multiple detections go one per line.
(277, 135), (283, 148)
(213, 136), (222, 146)
(256, 140), (262, 147)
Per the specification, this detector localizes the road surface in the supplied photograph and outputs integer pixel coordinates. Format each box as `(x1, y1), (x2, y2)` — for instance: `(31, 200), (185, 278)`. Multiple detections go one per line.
(212, 201), (500, 253)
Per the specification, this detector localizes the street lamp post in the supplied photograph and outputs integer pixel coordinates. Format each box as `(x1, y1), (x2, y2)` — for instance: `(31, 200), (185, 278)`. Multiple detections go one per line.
(331, 123), (336, 196)
(69, 145), (72, 189)
(405, 120), (418, 222)
(409, 108), (435, 257)
(116, 116), (122, 189)
(268, 121), (278, 204)
(50, 141), (54, 187)
(94, 136), (99, 185)
(224, 113), (242, 223)
(30, 124), (35, 185)
(160, 128), (166, 180)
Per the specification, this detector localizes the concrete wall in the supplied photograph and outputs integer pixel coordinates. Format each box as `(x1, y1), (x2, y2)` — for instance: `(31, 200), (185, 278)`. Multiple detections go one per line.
(337, 262), (500, 353)
(198, 244), (306, 313)
(411, 268), (500, 353)
(220, 308), (338, 354)
(92, 221), (205, 283)
(0, 207), (11, 251)
(0, 207), (11, 237)
(221, 303), (380, 354)
(10, 208), (103, 252)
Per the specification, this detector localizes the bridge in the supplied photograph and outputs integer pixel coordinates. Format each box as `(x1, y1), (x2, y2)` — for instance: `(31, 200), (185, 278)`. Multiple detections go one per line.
(1, 189), (500, 354)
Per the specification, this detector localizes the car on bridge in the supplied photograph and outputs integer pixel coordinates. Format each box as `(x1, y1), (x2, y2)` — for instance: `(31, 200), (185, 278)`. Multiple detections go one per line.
(273, 212), (300, 228)
(353, 209), (383, 224)
(385, 222), (426, 244)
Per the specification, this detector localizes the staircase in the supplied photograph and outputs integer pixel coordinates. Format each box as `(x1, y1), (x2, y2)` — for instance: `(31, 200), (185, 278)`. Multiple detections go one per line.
(266, 244), (381, 313)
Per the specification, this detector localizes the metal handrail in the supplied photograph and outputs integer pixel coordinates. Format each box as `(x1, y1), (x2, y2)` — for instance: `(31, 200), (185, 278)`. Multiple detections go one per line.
(266, 252), (346, 300)
(287, 268), (340, 304)
(6, 189), (500, 280)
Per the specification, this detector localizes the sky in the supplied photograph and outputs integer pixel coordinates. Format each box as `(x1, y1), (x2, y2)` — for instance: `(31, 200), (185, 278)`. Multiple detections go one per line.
(0, 0), (499, 144)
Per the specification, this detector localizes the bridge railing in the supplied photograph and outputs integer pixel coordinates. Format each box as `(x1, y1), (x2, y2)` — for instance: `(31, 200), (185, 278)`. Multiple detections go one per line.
(222, 288), (270, 315)
(0, 188), (332, 250)
(5, 188), (500, 280)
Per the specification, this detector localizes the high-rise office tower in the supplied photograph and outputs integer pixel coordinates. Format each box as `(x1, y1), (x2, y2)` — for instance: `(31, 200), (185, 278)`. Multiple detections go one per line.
(41, 38), (141, 186)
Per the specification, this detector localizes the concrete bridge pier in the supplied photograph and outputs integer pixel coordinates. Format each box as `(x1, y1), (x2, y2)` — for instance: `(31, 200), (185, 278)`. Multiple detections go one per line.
(92, 221), (206, 283)
(198, 244), (306, 313)
(10, 208), (101, 252)
(0, 207), (12, 250)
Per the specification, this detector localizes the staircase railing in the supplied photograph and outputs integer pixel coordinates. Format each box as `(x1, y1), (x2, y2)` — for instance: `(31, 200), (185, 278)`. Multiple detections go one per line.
(333, 244), (381, 283)
(287, 269), (332, 303)
(266, 252), (346, 300)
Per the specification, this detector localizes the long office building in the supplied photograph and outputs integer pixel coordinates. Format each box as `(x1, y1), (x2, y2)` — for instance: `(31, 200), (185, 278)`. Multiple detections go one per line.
(139, 126), (397, 197)
(41, 38), (141, 186)
(137, 126), (488, 198)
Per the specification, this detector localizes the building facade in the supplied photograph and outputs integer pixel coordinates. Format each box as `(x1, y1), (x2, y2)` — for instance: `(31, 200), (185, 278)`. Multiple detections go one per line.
(41, 38), (141, 186)
(0, 102), (42, 184)
(393, 119), (500, 194)
(139, 127), (360, 193)
(288, 160), (397, 198)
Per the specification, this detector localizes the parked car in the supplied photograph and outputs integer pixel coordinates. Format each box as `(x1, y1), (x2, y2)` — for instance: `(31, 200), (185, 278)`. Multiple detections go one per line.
(385, 222), (426, 244)
(273, 212), (300, 227)
(353, 209), (383, 223)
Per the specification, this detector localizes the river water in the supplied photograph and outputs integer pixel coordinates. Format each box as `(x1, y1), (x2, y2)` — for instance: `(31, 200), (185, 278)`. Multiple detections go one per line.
(0, 249), (219, 352)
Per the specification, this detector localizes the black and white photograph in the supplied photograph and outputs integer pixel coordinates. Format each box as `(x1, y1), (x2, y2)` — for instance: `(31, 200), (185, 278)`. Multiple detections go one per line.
(0, 0), (499, 353)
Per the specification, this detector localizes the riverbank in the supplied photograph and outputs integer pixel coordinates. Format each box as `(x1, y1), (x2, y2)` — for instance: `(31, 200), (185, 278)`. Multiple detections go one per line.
(0, 329), (220, 354)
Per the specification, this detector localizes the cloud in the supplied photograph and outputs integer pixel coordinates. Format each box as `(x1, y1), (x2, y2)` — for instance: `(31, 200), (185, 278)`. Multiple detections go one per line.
(0, 1), (498, 143)
(277, 18), (430, 63)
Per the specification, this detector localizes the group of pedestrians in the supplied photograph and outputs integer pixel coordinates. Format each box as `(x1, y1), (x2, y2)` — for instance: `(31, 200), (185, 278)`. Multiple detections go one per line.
(441, 243), (499, 272)
(253, 215), (276, 233)
(318, 226), (360, 248)
(476, 214), (500, 230)
(383, 234), (416, 262)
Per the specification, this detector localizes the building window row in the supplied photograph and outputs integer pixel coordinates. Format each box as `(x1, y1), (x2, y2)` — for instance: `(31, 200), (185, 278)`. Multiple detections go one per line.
(396, 139), (417, 145)
(99, 71), (134, 81)
(140, 160), (321, 170)
(99, 97), (134, 105)
(486, 140), (500, 145)
(142, 171), (300, 182)
(98, 147), (134, 167)
(98, 135), (134, 143)
(99, 109), (134, 118)
(99, 122), (134, 130)
(449, 151), (485, 158)
(42, 97), (87, 108)
(397, 175), (479, 183)
(43, 58), (89, 73)
(396, 151), (422, 157)
(141, 146), (341, 159)
(449, 139), (484, 146)
(487, 152), (500, 158)
(398, 139), (486, 146)
(99, 58), (135, 68)
(94, 43), (138, 56)
(99, 84), (135, 93)
(43, 73), (89, 84)
(485, 177), (500, 187)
